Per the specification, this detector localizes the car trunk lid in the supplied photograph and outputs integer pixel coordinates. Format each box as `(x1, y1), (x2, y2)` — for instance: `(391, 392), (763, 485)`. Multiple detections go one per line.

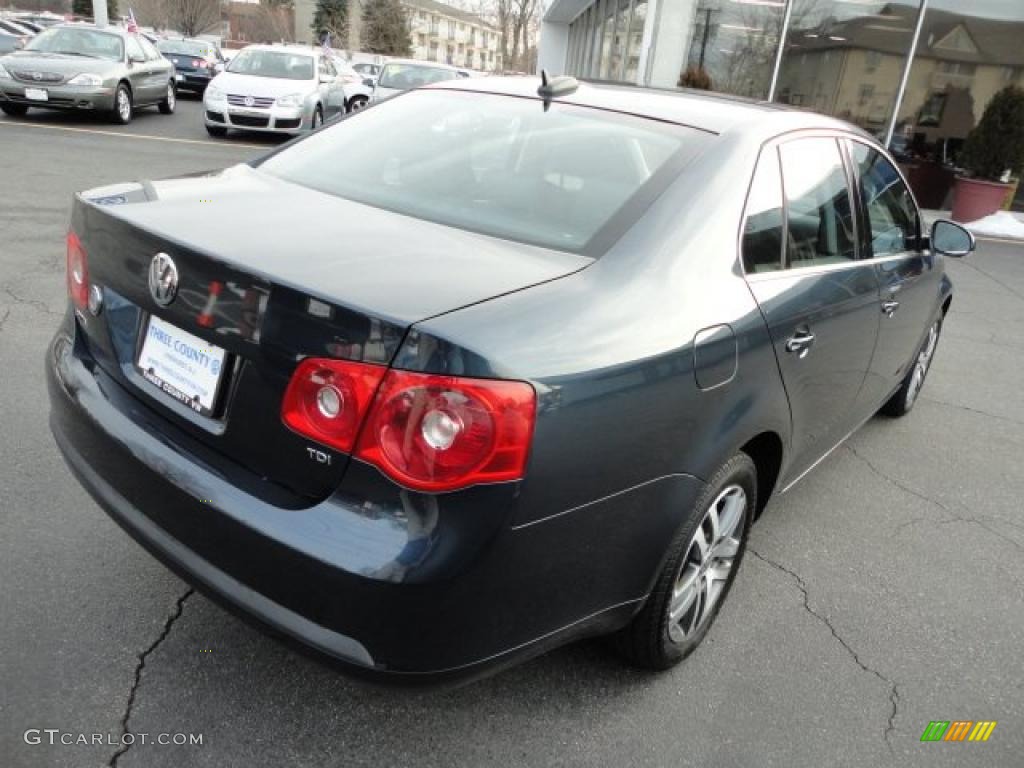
(69, 165), (589, 502)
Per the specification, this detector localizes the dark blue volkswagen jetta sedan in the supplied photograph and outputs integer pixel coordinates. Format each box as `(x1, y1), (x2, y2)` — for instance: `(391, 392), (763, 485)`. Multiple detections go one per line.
(46, 76), (975, 683)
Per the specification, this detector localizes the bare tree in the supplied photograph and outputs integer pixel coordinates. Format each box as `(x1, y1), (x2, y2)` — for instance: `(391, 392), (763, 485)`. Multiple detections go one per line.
(169, 0), (224, 37)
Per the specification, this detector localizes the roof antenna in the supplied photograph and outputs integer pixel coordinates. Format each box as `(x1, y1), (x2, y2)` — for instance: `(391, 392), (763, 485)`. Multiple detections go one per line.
(537, 70), (579, 112)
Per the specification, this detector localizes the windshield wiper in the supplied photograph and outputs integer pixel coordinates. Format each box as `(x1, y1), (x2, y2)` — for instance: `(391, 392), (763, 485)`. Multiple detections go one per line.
(51, 50), (95, 58)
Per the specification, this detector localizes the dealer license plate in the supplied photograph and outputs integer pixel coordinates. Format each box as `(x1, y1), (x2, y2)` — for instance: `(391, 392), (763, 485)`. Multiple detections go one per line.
(135, 315), (227, 416)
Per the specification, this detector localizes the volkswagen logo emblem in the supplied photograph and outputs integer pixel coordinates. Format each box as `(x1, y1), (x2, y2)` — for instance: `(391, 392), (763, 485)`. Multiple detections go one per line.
(243, 95), (255, 107)
(32, 72), (43, 81)
(148, 253), (179, 307)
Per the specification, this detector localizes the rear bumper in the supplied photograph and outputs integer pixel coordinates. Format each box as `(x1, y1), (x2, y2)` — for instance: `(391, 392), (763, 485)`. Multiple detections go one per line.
(174, 72), (211, 91)
(47, 322), (705, 683)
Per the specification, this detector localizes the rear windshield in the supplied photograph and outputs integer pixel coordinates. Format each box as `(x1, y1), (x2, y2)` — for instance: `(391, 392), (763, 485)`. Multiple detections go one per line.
(258, 90), (711, 253)
(378, 63), (458, 90)
(25, 27), (124, 61)
(227, 49), (313, 80)
(158, 40), (216, 58)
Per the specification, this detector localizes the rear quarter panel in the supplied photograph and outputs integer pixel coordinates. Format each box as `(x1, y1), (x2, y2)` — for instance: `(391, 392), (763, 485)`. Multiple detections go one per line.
(401, 134), (793, 531)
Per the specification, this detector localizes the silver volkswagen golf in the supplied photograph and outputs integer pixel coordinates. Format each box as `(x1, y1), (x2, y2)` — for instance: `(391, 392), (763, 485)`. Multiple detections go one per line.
(203, 45), (346, 138)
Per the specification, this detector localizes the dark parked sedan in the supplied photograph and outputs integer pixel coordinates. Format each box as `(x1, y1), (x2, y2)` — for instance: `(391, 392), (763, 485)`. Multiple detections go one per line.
(47, 77), (975, 684)
(157, 37), (223, 94)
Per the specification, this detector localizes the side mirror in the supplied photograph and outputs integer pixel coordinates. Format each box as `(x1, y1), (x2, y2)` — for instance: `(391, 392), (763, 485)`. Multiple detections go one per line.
(931, 219), (975, 258)
(363, 77), (375, 88)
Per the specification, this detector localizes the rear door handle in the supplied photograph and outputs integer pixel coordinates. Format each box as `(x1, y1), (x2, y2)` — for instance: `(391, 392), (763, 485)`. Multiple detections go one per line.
(785, 330), (816, 358)
(882, 299), (900, 317)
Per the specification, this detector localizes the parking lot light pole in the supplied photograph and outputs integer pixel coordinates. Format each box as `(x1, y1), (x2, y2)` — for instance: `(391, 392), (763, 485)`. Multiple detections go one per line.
(94, 0), (109, 28)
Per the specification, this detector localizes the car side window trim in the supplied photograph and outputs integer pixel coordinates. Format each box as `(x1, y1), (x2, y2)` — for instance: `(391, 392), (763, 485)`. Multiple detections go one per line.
(742, 129), (915, 282)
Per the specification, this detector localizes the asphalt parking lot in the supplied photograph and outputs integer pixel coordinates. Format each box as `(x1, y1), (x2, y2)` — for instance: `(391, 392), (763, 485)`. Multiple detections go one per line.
(1, 97), (1022, 768)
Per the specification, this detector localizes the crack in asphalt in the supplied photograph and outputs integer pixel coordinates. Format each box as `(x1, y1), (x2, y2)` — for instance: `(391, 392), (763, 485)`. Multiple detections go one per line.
(109, 588), (194, 768)
(896, 516), (1024, 552)
(846, 445), (1024, 552)
(0, 308), (10, 333)
(748, 549), (899, 755)
(845, 444), (956, 514)
(920, 396), (1024, 428)
(2, 286), (63, 318)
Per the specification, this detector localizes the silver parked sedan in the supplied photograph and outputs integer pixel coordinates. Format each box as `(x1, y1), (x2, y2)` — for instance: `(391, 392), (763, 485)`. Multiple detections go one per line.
(203, 45), (346, 138)
(0, 24), (176, 123)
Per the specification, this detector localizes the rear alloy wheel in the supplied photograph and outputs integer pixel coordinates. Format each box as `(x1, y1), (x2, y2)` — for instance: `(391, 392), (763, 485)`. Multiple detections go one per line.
(158, 81), (176, 114)
(614, 453), (756, 669)
(348, 95), (368, 113)
(112, 84), (132, 124)
(881, 313), (943, 418)
(1, 103), (29, 117)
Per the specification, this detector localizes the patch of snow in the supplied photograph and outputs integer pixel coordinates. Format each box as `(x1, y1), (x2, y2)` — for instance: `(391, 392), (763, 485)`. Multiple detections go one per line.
(964, 211), (1024, 240)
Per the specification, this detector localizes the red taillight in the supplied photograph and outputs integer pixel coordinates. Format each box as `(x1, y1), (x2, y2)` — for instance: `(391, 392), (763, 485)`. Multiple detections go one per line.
(66, 231), (89, 311)
(354, 371), (536, 493)
(281, 358), (388, 453)
(281, 360), (537, 492)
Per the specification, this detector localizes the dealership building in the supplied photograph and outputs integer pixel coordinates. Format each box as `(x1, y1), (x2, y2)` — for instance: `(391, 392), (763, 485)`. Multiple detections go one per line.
(537, 0), (1024, 208)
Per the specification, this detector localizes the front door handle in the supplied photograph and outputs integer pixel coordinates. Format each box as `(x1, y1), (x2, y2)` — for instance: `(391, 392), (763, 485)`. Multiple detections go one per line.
(882, 299), (900, 317)
(785, 330), (816, 358)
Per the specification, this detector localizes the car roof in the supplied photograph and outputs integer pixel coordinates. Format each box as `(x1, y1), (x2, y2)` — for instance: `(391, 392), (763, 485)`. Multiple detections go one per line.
(426, 76), (871, 139)
(159, 37), (216, 45)
(382, 58), (459, 71)
(239, 43), (317, 57)
(51, 22), (134, 38)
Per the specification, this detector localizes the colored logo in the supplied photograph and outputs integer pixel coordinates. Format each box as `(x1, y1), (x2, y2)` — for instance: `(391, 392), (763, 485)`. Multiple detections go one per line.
(920, 721), (997, 742)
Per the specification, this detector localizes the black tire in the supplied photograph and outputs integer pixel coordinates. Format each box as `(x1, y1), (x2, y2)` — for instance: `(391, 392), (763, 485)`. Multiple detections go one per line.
(1, 103), (29, 117)
(880, 312), (943, 418)
(205, 124), (228, 138)
(310, 105), (323, 131)
(614, 453), (757, 670)
(111, 83), (132, 124)
(347, 95), (368, 113)
(158, 81), (176, 114)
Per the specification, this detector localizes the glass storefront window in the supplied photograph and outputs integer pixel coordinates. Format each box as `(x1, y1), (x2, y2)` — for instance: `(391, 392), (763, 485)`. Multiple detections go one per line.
(895, 3), (1024, 209)
(608, 0), (631, 80)
(647, 0), (786, 97)
(774, 1), (918, 140)
(558, 0), (1023, 211)
(624, 0), (647, 82)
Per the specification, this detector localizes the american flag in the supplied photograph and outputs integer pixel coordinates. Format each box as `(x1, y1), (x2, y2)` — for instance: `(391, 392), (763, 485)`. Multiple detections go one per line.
(321, 32), (331, 56)
(126, 8), (139, 33)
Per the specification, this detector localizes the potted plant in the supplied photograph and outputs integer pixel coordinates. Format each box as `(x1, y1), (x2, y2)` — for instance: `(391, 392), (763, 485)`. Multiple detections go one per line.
(951, 84), (1024, 222)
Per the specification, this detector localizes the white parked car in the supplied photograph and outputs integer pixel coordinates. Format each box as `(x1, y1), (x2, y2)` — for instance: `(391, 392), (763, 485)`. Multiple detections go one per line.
(328, 55), (373, 112)
(369, 59), (461, 104)
(203, 44), (346, 137)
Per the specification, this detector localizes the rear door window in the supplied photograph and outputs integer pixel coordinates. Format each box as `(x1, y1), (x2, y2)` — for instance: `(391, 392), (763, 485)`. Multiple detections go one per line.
(126, 35), (145, 62)
(779, 138), (858, 268)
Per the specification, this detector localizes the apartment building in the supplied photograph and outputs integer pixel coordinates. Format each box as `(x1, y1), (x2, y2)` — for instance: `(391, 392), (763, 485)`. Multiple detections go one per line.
(402, 0), (502, 72)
